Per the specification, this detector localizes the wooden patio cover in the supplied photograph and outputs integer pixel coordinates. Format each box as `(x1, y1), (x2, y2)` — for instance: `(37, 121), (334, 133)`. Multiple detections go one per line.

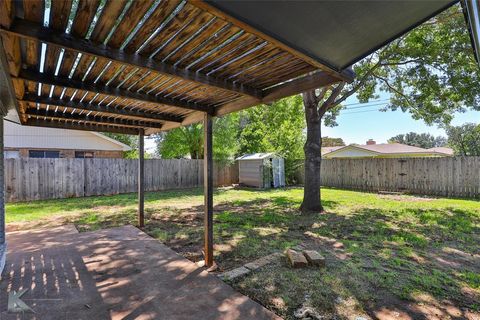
(0, 0), (468, 268)
(0, 0), (459, 135)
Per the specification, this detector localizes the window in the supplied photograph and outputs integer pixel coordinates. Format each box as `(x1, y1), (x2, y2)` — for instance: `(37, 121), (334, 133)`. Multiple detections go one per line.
(75, 151), (94, 158)
(4, 151), (20, 159)
(29, 150), (60, 158)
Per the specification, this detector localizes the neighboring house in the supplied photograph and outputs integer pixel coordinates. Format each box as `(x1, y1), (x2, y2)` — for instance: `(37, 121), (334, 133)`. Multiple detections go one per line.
(323, 139), (453, 159)
(321, 146), (343, 156)
(426, 147), (455, 156)
(4, 121), (131, 159)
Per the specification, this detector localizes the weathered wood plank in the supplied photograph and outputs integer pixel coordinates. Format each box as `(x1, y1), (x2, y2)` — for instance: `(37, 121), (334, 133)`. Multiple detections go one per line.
(5, 158), (239, 202)
(16, 68), (214, 113)
(21, 94), (183, 123)
(3, 18), (262, 99)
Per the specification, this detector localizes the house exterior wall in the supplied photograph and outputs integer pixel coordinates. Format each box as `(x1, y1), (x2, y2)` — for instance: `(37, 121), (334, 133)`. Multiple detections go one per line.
(6, 148), (124, 159)
(5, 121), (128, 152)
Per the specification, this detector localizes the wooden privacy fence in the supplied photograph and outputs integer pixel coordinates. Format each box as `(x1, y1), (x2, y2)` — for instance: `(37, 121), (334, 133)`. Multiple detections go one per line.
(5, 158), (239, 202)
(295, 157), (480, 198)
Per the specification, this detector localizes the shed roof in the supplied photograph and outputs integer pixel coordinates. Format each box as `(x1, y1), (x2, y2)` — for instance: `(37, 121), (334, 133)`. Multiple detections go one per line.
(236, 153), (276, 160)
(0, 0), (474, 135)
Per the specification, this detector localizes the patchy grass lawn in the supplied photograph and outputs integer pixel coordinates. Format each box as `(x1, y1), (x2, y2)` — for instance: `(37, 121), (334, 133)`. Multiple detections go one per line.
(6, 187), (480, 320)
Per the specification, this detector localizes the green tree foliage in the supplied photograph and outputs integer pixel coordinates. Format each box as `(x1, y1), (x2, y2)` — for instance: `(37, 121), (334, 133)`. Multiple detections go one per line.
(321, 137), (345, 147)
(301, 4), (479, 212)
(102, 133), (139, 159)
(388, 132), (447, 148)
(155, 114), (240, 161)
(156, 124), (203, 159)
(446, 123), (480, 156)
(238, 96), (306, 183)
(317, 5), (479, 129)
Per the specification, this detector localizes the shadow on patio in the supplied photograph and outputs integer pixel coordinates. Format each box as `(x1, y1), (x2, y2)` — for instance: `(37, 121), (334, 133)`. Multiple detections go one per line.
(0, 225), (279, 320)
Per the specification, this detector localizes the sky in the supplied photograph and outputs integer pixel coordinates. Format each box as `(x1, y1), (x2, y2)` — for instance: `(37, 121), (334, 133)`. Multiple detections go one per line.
(145, 136), (157, 153)
(322, 94), (480, 145)
(144, 92), (480, 153)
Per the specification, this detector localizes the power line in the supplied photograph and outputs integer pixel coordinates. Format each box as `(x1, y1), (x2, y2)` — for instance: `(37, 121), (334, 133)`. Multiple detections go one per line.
(343, 102), (389, 110)
(342, 98), (390, 107)
(341, 109), (384, 115)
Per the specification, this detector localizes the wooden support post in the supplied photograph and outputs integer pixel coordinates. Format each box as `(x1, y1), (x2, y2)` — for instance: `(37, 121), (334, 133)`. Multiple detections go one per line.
(203, 113), (214, 267)
(0, 116), (6, 274)
(138, 129), (145, 228)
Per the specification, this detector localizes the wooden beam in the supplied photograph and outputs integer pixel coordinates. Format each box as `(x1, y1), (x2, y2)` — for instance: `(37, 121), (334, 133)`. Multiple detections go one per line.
(138, 128), (145, 229)
(216, 71), (343, 117)
(262, 71), (344, 102)
(2, 18), (263, 99)
(0, 36), (19, 117)
(17, 69), (214, 114)
(24, 118), (140, 135)
(21, 94), (183, 123)
(162, 70), (347, 132)
(203, 112), (214, 268)
(24, 108), (163, 129)
(191, 1), (354, 82)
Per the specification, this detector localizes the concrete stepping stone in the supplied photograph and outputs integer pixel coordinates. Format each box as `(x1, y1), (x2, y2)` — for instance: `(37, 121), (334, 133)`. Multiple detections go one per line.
(220, 266), (251, 281)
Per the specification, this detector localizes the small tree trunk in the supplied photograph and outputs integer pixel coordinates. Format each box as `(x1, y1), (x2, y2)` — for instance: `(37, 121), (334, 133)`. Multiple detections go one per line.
(300, 91), (323, 214)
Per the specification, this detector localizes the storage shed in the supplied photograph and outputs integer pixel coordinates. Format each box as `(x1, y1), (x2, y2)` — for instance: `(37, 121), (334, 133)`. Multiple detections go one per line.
(237, 153), (285, 189)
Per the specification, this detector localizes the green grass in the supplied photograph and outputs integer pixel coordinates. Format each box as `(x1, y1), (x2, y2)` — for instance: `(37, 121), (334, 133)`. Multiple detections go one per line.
(6, 187), (480, 319)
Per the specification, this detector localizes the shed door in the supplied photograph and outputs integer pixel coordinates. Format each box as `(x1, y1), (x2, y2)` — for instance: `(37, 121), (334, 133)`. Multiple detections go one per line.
(272, 158), (280, 188)
(272, 158), (285, 188)
(279, 158), (285, 187)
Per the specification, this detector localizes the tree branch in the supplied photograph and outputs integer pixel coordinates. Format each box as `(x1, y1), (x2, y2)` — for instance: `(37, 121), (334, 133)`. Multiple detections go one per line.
(318, 82), (345, 117)
(315, 86), (329, 102)
(332, 59), (383, 106)
(373, 74), (414, 107)
(379, 59), (423, 67)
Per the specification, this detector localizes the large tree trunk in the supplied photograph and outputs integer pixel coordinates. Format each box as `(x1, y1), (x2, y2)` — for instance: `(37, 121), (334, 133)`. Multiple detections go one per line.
(300, 91), (323, 213)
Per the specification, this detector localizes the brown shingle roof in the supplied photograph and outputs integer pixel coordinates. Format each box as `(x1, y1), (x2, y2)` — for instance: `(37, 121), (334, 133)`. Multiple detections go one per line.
(321, 146), (343, 155)
(427, 147), (454, 155)
(324, 143), (453, 156)
(356, 143), (431, 154)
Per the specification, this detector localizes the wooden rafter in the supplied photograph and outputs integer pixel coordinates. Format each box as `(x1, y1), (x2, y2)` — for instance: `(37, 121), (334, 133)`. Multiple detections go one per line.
(17, 69), (215, 114)
(1, 18), (263, 100)
(21, 94), (183, 123)
(25, 108), (163, 129)
(25, 118), (140, 135)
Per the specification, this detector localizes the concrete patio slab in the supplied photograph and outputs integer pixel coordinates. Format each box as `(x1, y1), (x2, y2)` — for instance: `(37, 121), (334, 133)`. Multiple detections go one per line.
(0, 225), (280, 320)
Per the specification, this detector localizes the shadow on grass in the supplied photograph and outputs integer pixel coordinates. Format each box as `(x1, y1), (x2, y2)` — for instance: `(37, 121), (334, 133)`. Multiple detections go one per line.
(8, 187), (480, 319)
(228, 206), (479, 320)
(67, 195), (339, 270)
(7, 187), (232, 218)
